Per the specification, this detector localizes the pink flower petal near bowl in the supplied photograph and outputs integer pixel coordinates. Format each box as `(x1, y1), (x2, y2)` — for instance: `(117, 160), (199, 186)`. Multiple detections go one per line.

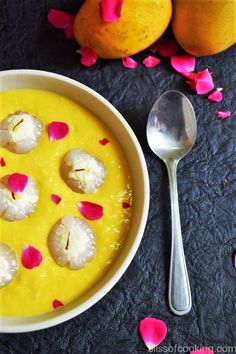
(139, 317), (167, 350)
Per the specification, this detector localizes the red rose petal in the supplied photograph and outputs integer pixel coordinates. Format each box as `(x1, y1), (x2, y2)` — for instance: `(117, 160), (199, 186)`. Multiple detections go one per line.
(99, 0), (124, 23)
(139, 317), (167, 350)
(0, 157), (6, 167)
(186, 70), (214, 95)
(208, 88), (223, 102)
(122, 201), (131, 209)
(122, 57), (138, 69)
(151, 38), (179, 57)
(64, 25), (74, 40)
(171, 54), (196, 76)
(186, 73), (198, 90)
(48, 121), (69, 141)
(99, 138), (110, 145)
(53, 299), (64, 309)
(47, 9), (75, 39)
(78, 47), (98, 67)
(191, 348), (214, 354)
(8, 173), (28, 194)
(217, 111), (231, 120)
(143, 56), (161, 68)
(22, 245), (43, 269)
(78, 201), (103, 220)
(51, 194), (62, 205)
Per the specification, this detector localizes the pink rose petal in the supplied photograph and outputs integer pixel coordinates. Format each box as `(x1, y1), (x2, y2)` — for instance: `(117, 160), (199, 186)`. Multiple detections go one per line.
(122, 201), (131, 209)
(139, 317), (167, 350)
(171, 54), (196, 76)
(47, 9), (75, 39)
(99, 0), (124, 23)
(99, 138), (110, 145)
(193, 70), (214, 94)
(0, 157), (6, 167)
(122, 57), (138, 69)
(53, 299), (64, 309)
(22, 245), (43, 269)
(78, 47), (98, 67)
(208, 88), (223, 102)
(78, 201), (103, 220)
(151, 38), (179, 57)
(191, 347), (214, 354)
(217, 111), (231, 120)
(47, 9), (73, 29)
(186, 70), (214, 95)
(143, 56), (161, 68)
(8, 173), (28, 194)
(51, 194), (62, 205)
(48, 121), (69, 141)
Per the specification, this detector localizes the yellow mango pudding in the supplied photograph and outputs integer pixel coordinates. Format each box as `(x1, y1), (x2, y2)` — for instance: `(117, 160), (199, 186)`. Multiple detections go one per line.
(0, 89), (132, 317)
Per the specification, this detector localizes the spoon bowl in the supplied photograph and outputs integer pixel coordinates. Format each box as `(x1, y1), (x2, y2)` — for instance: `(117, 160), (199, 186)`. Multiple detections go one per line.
(147, 90), (197, 316)
(147, 90), (196, 161)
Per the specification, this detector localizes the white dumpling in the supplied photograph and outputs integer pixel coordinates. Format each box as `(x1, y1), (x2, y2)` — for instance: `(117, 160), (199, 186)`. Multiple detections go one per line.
(48, 216), (96, 270)
(0, 175), (39, 221)
(0, 243), (18, 288)
(61, 148), (106, 194)
(0, 111), (43, 154)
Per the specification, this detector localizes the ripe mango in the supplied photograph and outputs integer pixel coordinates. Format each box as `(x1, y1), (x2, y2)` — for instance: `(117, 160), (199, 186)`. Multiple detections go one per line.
(172, 0), (236, 56)
(73, 0), (172, 59)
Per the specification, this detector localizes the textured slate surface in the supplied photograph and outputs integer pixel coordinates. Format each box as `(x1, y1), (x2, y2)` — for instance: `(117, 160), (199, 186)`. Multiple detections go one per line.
(0, 1), (236, 353)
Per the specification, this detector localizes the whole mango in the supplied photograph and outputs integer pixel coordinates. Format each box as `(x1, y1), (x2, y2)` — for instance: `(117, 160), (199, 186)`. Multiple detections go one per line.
(73, 0), (172, 59)
(172, 0), (236, 56)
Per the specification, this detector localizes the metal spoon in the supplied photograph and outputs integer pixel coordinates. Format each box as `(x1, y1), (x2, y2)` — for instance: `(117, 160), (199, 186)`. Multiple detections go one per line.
(147, 90), (196, 316)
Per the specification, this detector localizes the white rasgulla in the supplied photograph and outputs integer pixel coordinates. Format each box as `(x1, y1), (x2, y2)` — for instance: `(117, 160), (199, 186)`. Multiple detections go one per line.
(48, 216), (96, 270)
(0, 243), (18, 288)
(0, 175), (39, 221)
(61, 148), (106, 194)
(0, 111), (43, 154)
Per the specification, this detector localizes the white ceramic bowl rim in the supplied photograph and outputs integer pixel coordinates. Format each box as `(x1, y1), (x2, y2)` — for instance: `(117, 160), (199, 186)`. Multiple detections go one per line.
(0, 69), (150, 333)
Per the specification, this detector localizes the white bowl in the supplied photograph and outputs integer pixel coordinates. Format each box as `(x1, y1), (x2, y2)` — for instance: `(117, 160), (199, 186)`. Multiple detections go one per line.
(0, 70), (149, 333)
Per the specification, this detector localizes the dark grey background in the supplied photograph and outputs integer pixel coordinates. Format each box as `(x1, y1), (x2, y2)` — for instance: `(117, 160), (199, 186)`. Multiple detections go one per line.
(1, 1), (236, 353)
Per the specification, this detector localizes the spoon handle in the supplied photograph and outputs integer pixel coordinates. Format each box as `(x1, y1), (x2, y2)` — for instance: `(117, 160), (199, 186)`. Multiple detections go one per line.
(166, 160), (192, 316)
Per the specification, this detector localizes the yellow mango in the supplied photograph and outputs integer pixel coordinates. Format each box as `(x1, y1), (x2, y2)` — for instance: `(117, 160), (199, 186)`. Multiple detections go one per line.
(73, 0), (172, 59)
(172, 0), (236, 56)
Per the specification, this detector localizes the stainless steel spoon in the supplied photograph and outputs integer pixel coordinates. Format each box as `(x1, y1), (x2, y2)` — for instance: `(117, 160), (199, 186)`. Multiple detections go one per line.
(147, 90), (196, 316)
